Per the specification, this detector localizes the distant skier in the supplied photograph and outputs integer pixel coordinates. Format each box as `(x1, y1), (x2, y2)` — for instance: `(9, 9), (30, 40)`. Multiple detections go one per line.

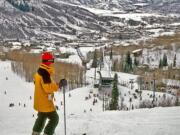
(32, 52), (59, 135)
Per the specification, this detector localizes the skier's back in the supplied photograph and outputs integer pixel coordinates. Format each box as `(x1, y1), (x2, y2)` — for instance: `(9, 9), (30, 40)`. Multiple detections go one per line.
(32, 52), (59, 135)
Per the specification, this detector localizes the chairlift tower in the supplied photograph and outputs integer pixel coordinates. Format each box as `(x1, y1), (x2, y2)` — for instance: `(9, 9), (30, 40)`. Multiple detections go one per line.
(129, 79), (134, 110)
(75, 45), (88, 86)
(152, 73), (156, 107)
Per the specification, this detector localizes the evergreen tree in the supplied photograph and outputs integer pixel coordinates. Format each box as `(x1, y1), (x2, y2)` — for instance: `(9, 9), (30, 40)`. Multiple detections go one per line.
(126, 51), (132, 66)
(123, 63), (129, 73)
(159, 59), (163, 68)
(120, 59), (124, 72)
(100, 51), (104, 64)
(123, 51), (133, 73)
(112, 59), (117, 71)
(134, 57), (139, 66)
(109, 73), (119, 110)
(92, 49), (98, 68)
(173, 54), (176, 67)
(162, 53), (168, 67)
(100, 52), (104, 70)
(175, 96), (179, 106)
(110, 47), (113, 60)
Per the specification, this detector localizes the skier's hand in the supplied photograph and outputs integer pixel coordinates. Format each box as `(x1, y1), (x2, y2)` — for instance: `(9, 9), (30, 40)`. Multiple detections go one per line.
(59, 79), (67, 88)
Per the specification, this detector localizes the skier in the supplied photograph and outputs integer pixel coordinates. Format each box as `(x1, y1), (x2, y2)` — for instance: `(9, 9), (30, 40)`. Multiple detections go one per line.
(32, 52), (59, 135)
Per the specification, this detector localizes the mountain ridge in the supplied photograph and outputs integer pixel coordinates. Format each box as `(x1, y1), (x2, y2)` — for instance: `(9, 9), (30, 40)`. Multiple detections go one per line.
(0, 0), (179, 41)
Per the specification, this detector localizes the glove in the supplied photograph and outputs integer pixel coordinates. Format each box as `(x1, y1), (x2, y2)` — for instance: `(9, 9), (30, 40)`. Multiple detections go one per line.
(59, 79), (67, 88)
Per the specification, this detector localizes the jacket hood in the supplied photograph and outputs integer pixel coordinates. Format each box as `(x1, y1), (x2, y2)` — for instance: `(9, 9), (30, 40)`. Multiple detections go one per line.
(40, 64), (55, 75)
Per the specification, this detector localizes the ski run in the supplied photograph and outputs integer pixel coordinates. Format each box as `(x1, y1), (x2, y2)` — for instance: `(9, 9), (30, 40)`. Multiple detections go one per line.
(0, 61), (180, 135)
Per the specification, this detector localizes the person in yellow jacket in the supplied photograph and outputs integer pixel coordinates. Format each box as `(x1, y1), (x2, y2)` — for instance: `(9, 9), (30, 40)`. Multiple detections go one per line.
(32, 52), (59, 135)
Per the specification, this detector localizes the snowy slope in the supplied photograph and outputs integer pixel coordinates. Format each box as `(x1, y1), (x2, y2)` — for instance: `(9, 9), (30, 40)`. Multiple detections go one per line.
(60, 0), (180, 14)
(0, 61), (34, 135)
(0, 60), (180, 135)
(0, 0), (102, 40)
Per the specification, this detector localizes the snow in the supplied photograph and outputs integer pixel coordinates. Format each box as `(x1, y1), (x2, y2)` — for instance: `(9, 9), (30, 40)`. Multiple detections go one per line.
(81, 7), (115, 15)
(30, 49), (43, 53)
(77, 4), (164, 22)
(0, 60), (180, 135)
(10, 42), (22, 46)
(169, 22), (180, 26)
(140, 46), (180, 68)
(59, 47), (76, 54)
(164, 79), (180, 87)
(146, 28), (164, 37)
(82, 6), (162, 21)
(106, 13), (162, 21)
(132, 49), (142, 53)
(133, 3), (149, 7)
(79, 47), (95, 58)
(57, 54), (82, 65)
(159, 31), (175, 36)
(57, 47), (82, 64)
(48, 32), (76, 40)
(57, 46), (96, 65)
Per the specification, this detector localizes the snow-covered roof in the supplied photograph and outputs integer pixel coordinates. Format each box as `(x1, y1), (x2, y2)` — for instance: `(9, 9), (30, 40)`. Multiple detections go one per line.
(133, 3), (149, 7)
(10, 42), (22, 46)
(132, 49), (142, 53)
(97, 70), (139, 82)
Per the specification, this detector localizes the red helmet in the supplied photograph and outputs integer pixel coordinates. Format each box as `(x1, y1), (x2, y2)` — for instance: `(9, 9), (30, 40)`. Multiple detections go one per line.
(41, 52), (54, 66)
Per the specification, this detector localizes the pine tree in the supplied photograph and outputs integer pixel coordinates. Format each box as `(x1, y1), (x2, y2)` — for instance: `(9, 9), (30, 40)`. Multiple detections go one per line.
(92, 49), (98, 68)
(112, 59), (117, 71)
(123, 63), (129, 73)
(173, 54), (176, 67)
(159, 59), (163, 68)
(109, 73), (119, 110)
(175, 96), (179, 106)
(120, 59), (124, 72)
(123, 51), (133, 73)
(110, 47), (113, 60)
(134, 57), (138, 66)
(162, 53), (168, 67)
(100, 51), (104, 64)
(126, 51), (131, 66)
(100, 52), (104, 70)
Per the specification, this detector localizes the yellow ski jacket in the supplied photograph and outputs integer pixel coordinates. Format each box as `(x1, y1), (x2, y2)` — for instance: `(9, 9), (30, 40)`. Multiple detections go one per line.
(33, 64), (58, 112)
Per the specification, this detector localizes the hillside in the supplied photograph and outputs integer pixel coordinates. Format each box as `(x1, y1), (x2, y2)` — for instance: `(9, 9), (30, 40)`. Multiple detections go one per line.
(59, 0), (180, 14)
(0, 1), (180, 135)
(0, 59), (180, 135)
(0, 0), (179, 41)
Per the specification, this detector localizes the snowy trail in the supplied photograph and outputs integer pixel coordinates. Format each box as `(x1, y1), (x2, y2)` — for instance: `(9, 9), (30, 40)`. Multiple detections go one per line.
(0, 60), (180, 135)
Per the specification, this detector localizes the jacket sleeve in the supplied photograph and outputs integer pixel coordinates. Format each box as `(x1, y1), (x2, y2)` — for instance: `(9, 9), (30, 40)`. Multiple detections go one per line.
(40, 78), (59, 94)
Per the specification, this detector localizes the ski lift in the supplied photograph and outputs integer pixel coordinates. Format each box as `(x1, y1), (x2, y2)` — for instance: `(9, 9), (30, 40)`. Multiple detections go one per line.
(97, 71), (113, 90)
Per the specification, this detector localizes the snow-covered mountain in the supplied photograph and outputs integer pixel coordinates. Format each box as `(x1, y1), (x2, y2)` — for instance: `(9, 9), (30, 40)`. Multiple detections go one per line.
(0, 0), (99, 39)
(60, 0), (180, 14)
(0, 0), (179, 40)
